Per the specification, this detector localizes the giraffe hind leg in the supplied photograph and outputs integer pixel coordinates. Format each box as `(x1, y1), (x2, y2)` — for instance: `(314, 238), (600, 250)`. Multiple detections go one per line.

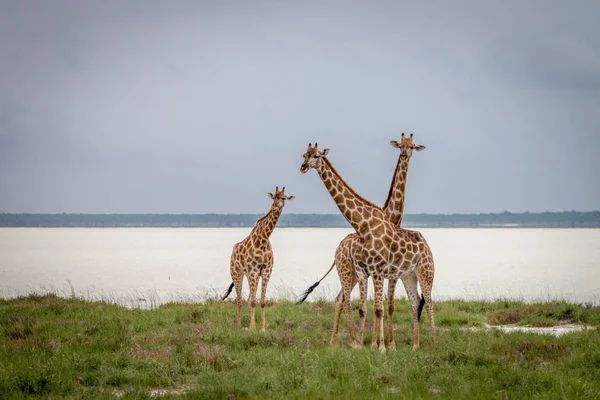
(340, 286), (358, 348)
(333, 252), (358, 348)
(233, 275), (243, 329)
(230, 261), (244, 328)
(423, 290), (436, 344)
(401, 272), (421, 351)
(417, 257), (436, 344)
(330, 289), (343, 345)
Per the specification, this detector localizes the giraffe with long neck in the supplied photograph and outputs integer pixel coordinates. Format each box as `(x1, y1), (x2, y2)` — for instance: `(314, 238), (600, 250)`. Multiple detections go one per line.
(297, 134), (425, 350)
(222, 186), (294, 330)
(300, 143), (436, 351)
(378, 133), (425, 348)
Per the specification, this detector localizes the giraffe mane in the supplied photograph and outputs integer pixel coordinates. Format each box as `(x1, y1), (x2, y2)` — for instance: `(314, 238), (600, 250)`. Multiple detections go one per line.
(382, 155), (405, 211)
(250, 207), (279, 234)
(322, 157), (380, 210)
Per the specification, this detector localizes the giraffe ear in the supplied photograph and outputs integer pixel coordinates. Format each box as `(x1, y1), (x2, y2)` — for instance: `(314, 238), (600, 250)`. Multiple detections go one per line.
(267, 192), (275, 199)
(285, 195), (295, 201)
(320, 148), (329, 157)
(390, 140), (401, 148)
(414, 145), (426, 151)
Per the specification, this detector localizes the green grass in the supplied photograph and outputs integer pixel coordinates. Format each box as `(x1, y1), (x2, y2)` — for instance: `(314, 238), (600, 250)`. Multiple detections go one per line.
(1, 294), (599, 399)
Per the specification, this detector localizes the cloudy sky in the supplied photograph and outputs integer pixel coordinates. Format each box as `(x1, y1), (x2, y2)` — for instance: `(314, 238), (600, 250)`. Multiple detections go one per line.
(1, 0), (599, 214)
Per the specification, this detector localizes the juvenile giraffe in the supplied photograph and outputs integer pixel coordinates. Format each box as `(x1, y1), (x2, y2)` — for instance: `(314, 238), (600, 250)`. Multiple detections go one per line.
(222, 186), (294, 330)
(298, 134), (425, 350)
(300, 143), (436, 351)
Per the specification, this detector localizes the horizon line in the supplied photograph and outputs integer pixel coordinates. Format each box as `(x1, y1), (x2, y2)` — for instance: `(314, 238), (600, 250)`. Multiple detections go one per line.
(1, 210), (599, 216)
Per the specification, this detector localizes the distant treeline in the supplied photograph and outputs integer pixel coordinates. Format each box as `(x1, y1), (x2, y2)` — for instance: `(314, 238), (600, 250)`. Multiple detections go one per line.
(1, 211), (599, 228)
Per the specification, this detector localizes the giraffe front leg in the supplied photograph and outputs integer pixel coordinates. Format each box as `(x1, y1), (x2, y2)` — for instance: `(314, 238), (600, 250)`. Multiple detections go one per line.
(372, 275), (386, 352)
(357, 277), (367, 346)
(387, 279), (397, 351)
(248, 275), (259, 330)
(370, 298), (378, 350)
(259, 267), (271, 332)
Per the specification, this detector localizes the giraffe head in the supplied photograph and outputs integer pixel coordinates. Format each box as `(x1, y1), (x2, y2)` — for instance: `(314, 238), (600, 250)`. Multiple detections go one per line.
(390, 133), (425, 159)
(267, 186), (295, 209)
(300, 143), (330, 173)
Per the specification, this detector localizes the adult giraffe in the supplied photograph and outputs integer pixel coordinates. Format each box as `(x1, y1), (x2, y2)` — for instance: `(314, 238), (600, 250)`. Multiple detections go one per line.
(300, 143), (435, 351)
(222, 186), (294, 331)
(298, 134), (425, 350)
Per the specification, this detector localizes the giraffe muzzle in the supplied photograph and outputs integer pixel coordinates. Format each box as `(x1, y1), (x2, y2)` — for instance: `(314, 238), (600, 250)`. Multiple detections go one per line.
(300, 164), (308, 173)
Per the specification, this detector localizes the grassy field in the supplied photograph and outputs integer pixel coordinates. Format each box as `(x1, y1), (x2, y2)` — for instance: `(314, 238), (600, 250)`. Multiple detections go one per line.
(1, 294), (599, 399)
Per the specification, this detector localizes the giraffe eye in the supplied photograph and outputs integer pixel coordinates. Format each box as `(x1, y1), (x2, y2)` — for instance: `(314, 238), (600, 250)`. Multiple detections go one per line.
(313, 155), (319, 159)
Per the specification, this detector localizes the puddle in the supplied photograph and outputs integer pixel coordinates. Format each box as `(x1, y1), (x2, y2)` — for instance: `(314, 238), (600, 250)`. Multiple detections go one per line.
(465, 324), (595, 337)
(112, 387), (190, 398)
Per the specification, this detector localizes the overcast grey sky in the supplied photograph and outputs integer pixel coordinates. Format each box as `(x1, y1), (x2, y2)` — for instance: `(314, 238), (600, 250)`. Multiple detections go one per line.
(1, 0), (599, 214)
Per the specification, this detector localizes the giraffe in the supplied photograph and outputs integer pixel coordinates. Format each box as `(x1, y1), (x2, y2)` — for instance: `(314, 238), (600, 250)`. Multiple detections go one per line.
(300, 143), (436, 351)
(297, 134), (425, 350)
(222, 186), (294, 331)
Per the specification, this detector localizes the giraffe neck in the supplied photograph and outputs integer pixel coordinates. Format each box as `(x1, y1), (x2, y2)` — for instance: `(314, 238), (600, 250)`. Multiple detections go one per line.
(383, 156), (409, 227)
(251, 206), (282, 244)
(316, 158), (380, 235)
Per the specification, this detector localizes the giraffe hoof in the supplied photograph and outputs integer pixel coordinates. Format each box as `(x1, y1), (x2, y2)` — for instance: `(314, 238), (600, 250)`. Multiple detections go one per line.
(379, 345), (386, 353)
(388, 343), (396, 351)
(350, 341), (360, 349)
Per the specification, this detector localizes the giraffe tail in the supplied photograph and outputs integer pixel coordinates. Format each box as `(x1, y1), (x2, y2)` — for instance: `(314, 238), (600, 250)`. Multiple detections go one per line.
(417, 293), (425, 321)
(222, 282), (235, 300)
(296, 260), (336, 304)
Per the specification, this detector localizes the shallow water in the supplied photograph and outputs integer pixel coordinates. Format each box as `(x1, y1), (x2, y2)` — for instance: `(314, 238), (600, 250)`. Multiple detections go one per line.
(1, 228), (599, 306)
